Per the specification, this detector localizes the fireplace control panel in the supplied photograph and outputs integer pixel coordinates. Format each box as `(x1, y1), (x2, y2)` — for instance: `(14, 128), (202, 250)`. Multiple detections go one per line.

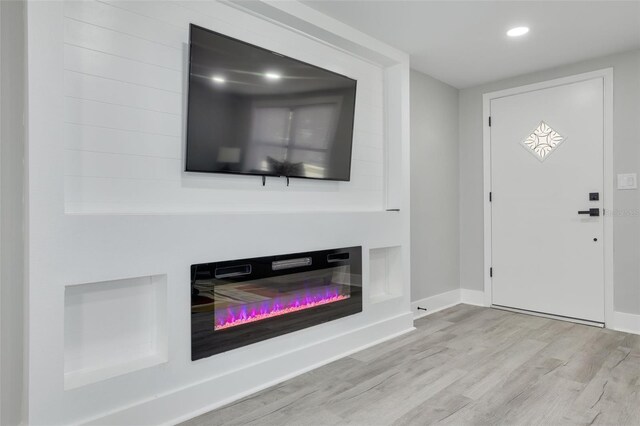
(272, 257), (312, 270)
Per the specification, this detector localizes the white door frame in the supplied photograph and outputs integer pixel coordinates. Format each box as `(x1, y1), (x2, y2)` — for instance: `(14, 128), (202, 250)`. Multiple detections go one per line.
(482, 68), (614, 327)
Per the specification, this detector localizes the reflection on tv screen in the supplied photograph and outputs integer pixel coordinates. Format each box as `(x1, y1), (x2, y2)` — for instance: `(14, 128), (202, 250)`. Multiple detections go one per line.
(186, 25), (357, 181)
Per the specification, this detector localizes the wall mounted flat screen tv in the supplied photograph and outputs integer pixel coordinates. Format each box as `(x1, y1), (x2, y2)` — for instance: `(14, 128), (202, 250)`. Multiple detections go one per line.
(186, 24), (357, 181)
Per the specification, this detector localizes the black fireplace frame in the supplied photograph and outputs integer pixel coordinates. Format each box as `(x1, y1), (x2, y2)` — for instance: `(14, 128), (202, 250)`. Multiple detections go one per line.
(191, 246), (362, 360)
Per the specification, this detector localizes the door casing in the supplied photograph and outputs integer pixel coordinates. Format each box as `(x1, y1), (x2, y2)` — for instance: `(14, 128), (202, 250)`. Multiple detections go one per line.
(482, 68), (614, 327)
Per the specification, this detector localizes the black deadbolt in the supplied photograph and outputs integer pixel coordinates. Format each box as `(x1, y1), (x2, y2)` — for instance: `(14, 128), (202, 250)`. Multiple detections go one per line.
(589, 192), (599, 201)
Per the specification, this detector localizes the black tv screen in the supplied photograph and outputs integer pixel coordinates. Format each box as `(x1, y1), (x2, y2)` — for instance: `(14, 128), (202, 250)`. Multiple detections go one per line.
(186, 25), (357, 181)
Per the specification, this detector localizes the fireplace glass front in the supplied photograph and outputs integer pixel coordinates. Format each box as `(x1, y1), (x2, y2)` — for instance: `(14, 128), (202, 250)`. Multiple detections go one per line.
(191, 246), (362, 360)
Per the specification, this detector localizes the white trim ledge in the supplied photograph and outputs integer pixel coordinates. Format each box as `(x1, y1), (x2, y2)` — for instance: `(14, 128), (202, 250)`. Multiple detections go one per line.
(411, 290), (461, 319)
(611, 311), (640, 335)
(411, 289), (640, 337)
(460, 289), (485, 307)
(411, 289), (487, 319)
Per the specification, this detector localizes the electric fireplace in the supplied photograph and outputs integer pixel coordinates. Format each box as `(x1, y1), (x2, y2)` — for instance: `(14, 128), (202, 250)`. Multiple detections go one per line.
(191, 246), (362, 360)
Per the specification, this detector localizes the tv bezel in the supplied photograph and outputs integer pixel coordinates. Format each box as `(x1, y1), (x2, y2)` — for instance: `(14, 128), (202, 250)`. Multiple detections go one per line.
(185, 24), (358, 182)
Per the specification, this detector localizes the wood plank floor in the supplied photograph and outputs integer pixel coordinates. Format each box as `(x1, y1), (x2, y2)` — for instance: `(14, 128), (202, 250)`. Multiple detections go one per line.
(182, 304), (640, 425)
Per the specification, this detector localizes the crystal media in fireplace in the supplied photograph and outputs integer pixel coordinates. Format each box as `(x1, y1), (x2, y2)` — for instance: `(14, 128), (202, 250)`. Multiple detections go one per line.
(191, 247), (362, 360)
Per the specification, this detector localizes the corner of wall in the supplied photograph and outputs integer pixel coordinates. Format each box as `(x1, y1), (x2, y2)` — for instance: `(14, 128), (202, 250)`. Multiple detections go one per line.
(0, 0), (27, 424)
(409, 69), (462, 302)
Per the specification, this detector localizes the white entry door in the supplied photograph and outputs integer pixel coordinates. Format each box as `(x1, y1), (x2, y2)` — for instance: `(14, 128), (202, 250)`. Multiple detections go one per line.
(490, 77), (605, 323)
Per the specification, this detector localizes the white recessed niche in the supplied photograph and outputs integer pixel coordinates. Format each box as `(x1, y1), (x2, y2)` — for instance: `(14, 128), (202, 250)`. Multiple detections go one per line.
(369, 246), (403, 303)
(64, 275), (168, 389)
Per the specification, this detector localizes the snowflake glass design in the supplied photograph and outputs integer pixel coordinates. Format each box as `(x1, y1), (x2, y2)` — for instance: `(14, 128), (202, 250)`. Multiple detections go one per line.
(521, 121), (566, 161)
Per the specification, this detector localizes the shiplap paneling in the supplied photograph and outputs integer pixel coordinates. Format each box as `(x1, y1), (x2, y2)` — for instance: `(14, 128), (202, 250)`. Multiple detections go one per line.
(65, 150), (180, 181)
(64, 97), (181, 137)
(64, 123), (181, 159)
(64, 44), (183, 92)
(63, 0), (386, 213)
(64, 71), (182, 115)
(64, 18), (182, 70)
(64, 0), (185, 49)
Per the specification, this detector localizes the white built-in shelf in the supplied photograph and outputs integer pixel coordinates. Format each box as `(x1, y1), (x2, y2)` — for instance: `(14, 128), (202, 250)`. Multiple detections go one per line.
(368, 246), (403, 303)
(64, 275), (168, 389)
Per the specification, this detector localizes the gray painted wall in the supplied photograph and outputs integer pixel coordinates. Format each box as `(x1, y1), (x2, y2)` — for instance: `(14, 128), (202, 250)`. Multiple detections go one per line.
(410, 69), (460, 301)
(459, 49), (640, 315)
(1, 0), (26, 424)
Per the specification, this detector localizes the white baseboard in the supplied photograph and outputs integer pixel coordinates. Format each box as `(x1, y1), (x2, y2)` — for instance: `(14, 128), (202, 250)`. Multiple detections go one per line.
(411, 288), (487, 319)
(451, 289), (640, 336)
(460, 289), (486, 306)
(454, 290), (639, 336)
(611, 310), (640, 335)
(83, 312), (414, 426)
(411, 289), (461, 319)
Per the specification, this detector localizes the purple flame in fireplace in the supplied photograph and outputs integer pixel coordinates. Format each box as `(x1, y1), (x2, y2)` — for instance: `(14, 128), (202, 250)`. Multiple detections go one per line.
(215, 285), (350, 330)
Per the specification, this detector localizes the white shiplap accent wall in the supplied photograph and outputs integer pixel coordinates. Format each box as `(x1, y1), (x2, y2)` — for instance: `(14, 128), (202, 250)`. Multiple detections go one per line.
(63, 0), (385, 213)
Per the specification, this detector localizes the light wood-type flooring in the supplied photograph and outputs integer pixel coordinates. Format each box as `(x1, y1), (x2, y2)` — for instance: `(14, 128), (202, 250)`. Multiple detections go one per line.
(183, 304), (640, 425)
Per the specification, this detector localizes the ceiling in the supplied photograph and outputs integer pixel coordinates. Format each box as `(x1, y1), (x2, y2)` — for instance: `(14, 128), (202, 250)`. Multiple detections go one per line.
(302, 1), (640, 88)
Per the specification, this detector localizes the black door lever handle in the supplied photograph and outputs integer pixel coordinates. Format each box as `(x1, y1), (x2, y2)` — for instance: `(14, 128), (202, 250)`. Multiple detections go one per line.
(578, 208), (600, 217)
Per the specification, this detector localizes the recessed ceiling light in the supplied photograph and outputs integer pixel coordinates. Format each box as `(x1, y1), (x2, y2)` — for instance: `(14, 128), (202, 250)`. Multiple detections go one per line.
(212, 75), (226, 83)
(265, 72), (282, 80)
(507, 26), (529, 37)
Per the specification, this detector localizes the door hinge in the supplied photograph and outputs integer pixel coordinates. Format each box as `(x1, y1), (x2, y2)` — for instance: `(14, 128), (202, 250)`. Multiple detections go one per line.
(489, 192), (492, 202)
(488, 116), (492, 127)
(490, 267), (493, 277)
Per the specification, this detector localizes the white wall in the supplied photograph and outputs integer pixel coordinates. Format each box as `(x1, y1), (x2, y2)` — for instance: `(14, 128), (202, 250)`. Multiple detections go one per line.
(62, 0), (386, 214)
(25, 1), (411, 424)
(410, 70), (459, 301)
(459, 49), (640, 315)
(0, 0), (26, 424)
